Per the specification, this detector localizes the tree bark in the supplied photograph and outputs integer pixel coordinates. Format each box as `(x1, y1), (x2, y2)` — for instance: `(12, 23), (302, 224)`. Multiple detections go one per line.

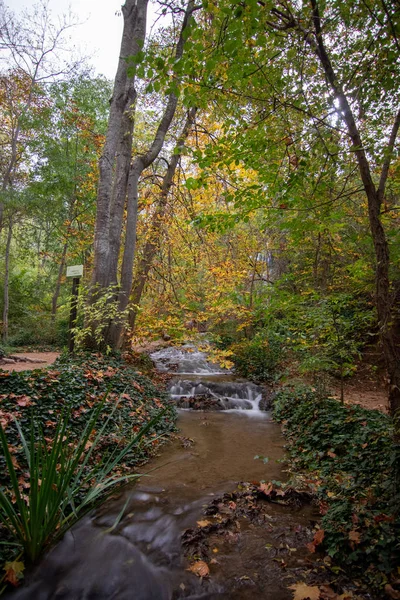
(2, 216), (13, 343)
(51, 241), (68, 321)
(104, 0), (196, 348)
(91, 0), (148, 289)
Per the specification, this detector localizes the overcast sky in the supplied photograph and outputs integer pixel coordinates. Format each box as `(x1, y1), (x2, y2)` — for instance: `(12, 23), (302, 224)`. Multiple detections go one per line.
(7, 0), (126, 79)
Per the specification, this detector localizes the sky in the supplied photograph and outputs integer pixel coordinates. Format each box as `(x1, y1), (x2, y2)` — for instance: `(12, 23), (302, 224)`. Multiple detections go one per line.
(6, 0), (126, 79)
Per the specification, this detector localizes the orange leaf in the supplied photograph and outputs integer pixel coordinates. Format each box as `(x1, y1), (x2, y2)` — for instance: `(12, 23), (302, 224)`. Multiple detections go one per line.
(259, 482), (273, 496)
(3, 561), (25, 586)
(313, 529), (325, 546)
(187, 561), (210, 578)
(348, 530), (361, 544)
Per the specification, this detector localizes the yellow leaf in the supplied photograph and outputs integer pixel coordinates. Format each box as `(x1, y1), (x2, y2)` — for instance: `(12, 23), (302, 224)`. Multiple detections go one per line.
(289, 582), (320, 600)
(196, 520), (212, 528)
(3, 560), (25, 586)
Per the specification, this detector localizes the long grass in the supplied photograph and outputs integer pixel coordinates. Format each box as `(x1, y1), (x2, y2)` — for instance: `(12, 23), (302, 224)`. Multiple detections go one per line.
(0, 394), (165, 563)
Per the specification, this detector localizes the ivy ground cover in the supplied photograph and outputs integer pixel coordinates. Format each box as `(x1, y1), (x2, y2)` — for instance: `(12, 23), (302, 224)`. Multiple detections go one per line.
(0, 353), (177, 583)
(273, 387), (399, 595)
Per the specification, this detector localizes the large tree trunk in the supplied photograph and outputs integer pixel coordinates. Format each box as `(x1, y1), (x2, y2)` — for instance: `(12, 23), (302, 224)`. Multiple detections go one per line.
(91, 0), (148, 289)
(104, 1), (196, 349)
(2, 216), (13, 343)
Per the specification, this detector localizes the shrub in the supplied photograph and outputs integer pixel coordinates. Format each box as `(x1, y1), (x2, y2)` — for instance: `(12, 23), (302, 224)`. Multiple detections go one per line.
(231, 331), (283, 382)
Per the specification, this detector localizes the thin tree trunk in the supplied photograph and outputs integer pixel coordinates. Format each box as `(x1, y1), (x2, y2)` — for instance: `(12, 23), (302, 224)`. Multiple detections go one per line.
(52, 241), (68, 321)
(0, 65), (39, 233)
(2, 216), (13, 343)
(128, 107), (197, 334)
(308, 0), (400, 423)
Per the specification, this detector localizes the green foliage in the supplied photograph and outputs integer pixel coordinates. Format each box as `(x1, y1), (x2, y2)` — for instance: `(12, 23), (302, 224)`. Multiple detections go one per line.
(273, 387), (399, 588)
(254, 290), (375, 381)
(0, 396), (163, 564)
(230, 331), (283, 382)
(0, 354), (176, 478)
(0, 354), (176, 569)
(73, 285), (129, 351)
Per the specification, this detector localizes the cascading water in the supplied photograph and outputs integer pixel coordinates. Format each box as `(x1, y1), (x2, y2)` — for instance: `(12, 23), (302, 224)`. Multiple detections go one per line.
(151, 344), (267, 415)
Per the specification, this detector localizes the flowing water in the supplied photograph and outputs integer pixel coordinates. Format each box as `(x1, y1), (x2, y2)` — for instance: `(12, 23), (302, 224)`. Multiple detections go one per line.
(8, 345), (314, 600)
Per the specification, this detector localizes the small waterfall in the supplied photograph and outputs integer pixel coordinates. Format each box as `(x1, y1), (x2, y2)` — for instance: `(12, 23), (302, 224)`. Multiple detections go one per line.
(151, 344), (267, 415)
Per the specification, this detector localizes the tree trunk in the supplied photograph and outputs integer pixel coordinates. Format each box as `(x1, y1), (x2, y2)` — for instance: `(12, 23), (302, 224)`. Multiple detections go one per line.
(2, 216), (13, 343)
(308, 0), (400, 425)
(104, 1), (196, 349)
(51, 241), (68, 321)
(128, 107), (197, 334)
(91, 0), (148, 289)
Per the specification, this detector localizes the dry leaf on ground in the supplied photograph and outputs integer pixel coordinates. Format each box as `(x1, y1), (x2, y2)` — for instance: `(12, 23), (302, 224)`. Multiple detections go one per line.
(385, 584), (400, 599)
(259, 482), (273, 496)
(187, 561), (210, 578)
(348, 530), (361, 544)
(196, 520), (212, 528)
(289, 582), (321, 600)
(3, 561), (25, 586)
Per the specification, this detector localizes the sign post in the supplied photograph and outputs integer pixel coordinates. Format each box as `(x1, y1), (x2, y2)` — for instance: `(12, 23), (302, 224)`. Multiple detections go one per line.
(66, 265), (83, 353)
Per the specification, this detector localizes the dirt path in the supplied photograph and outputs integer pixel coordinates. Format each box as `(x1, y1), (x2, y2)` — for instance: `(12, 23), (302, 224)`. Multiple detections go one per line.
(0, 352), (60, 372)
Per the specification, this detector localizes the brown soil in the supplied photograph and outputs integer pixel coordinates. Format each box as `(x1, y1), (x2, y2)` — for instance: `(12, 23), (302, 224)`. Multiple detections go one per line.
(331, 383), (388, 413)
(0, 352), (60, 372)
(329, 356), (388, 413)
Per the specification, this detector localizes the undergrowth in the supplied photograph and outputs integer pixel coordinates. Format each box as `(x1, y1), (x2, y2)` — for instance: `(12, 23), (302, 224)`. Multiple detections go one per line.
(0, 353), (177, 577)
(273, 386), (399, 592)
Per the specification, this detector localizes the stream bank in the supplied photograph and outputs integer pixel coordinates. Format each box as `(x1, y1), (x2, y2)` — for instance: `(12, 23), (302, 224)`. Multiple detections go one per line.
(6, 345), (319, 600)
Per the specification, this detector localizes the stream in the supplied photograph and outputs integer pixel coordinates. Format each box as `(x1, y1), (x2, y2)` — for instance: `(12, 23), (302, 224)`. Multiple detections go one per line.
(8, 345), (315, 600)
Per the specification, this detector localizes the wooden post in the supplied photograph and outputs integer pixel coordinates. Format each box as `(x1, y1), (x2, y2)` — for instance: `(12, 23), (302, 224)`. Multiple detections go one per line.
(68, 277), (80, 353)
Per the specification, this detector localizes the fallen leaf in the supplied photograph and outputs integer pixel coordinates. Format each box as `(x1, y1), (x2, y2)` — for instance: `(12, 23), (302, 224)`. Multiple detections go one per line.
(385, 584), (400, 599)
(289, 582), (320, 600)
(16, 396), (32, 407)
(319, 585), (337, 599)
(187, 561), (210, 578)
(348, 530), (361, 544)
(3, 561), (25, 586)
(196, 520), (212, 528)
(259, 482), (273, 496)
(327, 451), (336, 458)
(313, 529), (325, 546)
